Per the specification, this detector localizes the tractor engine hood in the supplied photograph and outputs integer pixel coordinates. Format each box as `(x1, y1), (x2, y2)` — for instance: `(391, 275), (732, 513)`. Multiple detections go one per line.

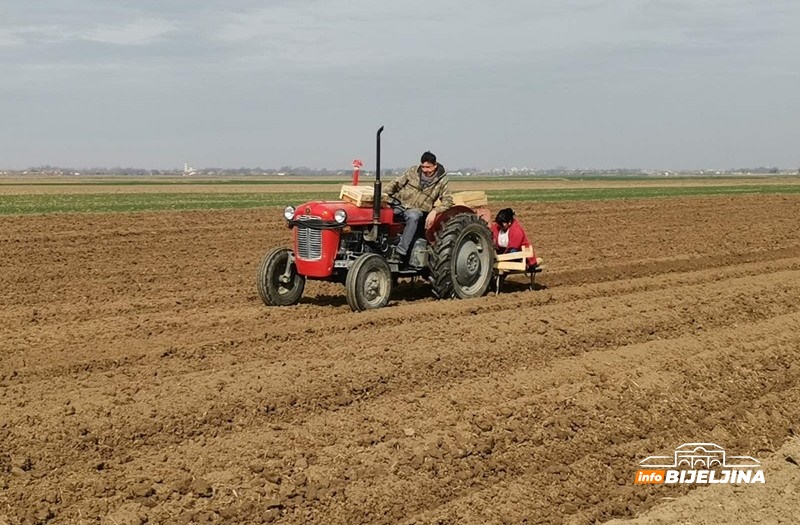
(288, 200), (394, 226)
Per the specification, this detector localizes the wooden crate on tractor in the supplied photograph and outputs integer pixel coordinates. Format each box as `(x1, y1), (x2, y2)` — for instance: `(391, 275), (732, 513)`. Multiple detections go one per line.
(339, 185), (388, 207)
(452, 190), (488, 208)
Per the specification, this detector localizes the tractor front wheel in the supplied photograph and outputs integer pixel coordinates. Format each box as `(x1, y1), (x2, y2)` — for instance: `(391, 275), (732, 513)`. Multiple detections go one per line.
(345, 253), (393, 312)
(256, 247), (305, 306)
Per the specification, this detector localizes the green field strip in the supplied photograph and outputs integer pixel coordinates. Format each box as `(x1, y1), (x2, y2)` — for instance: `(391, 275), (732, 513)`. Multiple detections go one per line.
(1, 185), (799, 215)
(486, 184), (800, 202)
(0, 192), (339, 215)
(0, 179), (348, 186)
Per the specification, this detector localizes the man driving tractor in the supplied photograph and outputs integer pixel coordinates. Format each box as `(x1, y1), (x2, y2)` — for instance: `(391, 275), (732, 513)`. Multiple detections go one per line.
(385, 151), (454, 263)
(257, 127), (501, 311)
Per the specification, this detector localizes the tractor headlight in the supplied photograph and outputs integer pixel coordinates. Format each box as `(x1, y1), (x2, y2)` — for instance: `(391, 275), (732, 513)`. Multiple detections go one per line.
(334, 209), (347, 224)
(283, 206), (295, 220)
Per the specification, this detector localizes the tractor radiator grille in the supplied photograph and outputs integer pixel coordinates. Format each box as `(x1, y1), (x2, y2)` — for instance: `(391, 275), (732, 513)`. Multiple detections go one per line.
(296, 219), (322, 260)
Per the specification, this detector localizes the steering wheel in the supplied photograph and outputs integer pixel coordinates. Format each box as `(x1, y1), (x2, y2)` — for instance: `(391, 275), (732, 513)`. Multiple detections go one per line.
(387, 195), (404, 210)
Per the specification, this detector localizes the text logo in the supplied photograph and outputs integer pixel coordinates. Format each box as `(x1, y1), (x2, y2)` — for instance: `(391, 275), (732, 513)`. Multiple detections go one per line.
(635, 443), (765, 485)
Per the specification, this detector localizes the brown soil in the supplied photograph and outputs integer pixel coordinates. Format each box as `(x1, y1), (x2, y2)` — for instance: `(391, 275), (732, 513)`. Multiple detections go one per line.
(2, 194), (800, 524)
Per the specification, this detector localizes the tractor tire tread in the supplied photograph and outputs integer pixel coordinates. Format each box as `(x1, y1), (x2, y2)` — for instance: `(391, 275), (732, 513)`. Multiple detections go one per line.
(428, 213), (493, 299)
(256, 247), (305, 306)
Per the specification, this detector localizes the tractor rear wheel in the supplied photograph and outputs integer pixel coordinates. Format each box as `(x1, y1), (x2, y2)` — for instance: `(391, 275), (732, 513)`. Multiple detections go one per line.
(256, 247), (305, 306)
(429, 213), (494, 299)
(346, 253), (392, 312)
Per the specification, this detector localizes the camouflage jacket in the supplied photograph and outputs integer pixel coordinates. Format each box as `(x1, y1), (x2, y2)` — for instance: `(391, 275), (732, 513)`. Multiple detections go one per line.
(384, 164), (454, 213)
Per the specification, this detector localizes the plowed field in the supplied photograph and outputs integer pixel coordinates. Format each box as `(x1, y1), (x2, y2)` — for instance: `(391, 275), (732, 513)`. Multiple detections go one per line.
(2, 194), (800, 524)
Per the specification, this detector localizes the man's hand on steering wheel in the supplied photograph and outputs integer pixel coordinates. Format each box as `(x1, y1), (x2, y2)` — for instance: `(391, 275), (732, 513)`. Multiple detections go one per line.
(388, 195), (405, 210)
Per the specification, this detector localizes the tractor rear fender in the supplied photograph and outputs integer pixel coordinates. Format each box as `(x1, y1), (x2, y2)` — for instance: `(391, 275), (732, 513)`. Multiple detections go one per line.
(425, 205), (478, 242)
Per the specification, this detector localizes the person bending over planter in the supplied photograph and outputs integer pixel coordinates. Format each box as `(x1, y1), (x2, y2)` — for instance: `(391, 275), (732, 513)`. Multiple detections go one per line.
(491, 208), (538, 269)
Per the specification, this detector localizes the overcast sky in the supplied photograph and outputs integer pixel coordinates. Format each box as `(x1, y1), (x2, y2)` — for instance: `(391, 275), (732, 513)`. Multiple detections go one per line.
(1, 1), (798, 170)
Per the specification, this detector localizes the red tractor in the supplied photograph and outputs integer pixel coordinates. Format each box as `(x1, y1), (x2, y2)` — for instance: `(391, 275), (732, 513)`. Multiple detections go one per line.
(256, 126), (495, 311)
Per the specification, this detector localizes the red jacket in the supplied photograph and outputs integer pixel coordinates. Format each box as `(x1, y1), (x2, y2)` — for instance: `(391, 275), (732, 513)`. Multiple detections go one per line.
(491, 219), (537, 266)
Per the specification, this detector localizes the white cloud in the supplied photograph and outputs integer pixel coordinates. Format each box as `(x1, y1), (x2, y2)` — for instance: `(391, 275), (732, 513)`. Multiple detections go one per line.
(0, 25), (76, 46)
(213, 1), (557, 69)
(213, 0), (767, 71)
(0, 18), (176, 47)
(82, 18), (177, 45)
(0, 32), (20, 47)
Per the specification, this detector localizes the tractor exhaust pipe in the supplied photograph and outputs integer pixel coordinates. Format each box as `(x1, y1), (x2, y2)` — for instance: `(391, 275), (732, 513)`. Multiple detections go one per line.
(373, 125), (384, 222)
